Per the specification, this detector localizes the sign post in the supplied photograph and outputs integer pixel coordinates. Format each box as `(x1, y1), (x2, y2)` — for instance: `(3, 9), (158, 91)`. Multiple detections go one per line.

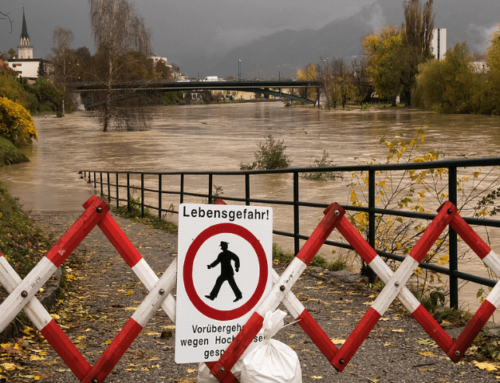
(175, 204), (273, 364)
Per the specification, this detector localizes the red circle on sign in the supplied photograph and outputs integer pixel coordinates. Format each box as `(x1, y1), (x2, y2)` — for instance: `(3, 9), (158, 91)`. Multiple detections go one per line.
(183, 223), (268, 321)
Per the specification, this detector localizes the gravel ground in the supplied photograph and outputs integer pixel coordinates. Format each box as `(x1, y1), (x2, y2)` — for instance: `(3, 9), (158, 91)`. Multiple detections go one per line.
(2, 210), (498, 383)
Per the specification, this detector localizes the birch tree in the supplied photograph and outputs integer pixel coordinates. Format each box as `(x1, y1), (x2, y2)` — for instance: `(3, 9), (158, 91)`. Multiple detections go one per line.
(89, 0), (153, 131)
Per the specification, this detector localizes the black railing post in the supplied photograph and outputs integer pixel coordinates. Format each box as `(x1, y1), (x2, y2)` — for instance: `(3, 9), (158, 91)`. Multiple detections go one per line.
(208, 174), (213, 204)
(100, 172), (103, 197)
(94, 172), (96, 189)
(180, 174), (184, 204)
(158, 174), (162, 219)
(116, 173), (119, 208)
(107, 172), (111, 203)
(294, 171), (300, 255)
(245, 174), (250, 206)
(127, 173), (130, 212)
(449, 166), (458, 309)
(88, 172), (91, 184)
(141, 173), (145, 218)
(368, 169), (376, 284)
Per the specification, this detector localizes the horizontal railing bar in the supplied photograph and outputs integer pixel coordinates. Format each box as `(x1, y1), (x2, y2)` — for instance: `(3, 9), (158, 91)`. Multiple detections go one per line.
(79, 157), (500, 176)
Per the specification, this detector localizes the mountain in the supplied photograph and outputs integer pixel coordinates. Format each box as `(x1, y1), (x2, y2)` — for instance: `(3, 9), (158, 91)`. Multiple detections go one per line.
(181, 0), (500, 78)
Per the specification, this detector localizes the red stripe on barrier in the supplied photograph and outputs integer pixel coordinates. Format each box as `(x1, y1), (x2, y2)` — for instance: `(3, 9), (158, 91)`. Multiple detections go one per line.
(450, 215), (491, 259)
(47, 197), (109, 267)
(411, 305), (453, 351)
(41, 319), (92, 381)
(447, 300), (496, 362)
(296, 203), (344, 265)
(214, 199), (226, 205)
(337, 216), (377, 264)
(297, 309), (338, 361)
(96, 213), (143, 268)
(211, 312), (264, 382)
(409, 201), (456, 264)
(82, 195), (98, 209)
(83, 318), (143, 383)
(332, 307), (381, 372)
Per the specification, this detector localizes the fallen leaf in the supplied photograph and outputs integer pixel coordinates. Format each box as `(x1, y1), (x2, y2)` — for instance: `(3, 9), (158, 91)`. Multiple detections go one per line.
(186, 368), (197, 373)
(1, 363), (16, 371)
(392, 329), (404, 333)
(331, 338), (346, 345)
(311, 376), (323, 380)
(419, 352), (437, 357)
(473, 361), (498, 371)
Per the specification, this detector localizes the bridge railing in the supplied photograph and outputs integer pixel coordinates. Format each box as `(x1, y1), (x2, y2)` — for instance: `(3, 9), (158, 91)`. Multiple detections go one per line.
(80, 157), (500, 309)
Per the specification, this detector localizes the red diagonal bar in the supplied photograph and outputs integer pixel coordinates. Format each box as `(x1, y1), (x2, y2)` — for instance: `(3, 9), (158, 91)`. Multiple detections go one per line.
(450, 214), (491, 259)
(409, 201), (457, 264)
(41, 320), (92, 381)
(47, 196), (109, 267)
(297, 309), (338, 361)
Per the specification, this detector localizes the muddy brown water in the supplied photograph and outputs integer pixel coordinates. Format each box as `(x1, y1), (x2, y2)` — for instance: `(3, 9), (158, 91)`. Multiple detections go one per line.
(1, 102), (500, 315)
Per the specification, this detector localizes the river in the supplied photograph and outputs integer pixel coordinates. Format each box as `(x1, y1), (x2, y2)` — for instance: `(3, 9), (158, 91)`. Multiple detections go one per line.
(1, 102), (500, 315)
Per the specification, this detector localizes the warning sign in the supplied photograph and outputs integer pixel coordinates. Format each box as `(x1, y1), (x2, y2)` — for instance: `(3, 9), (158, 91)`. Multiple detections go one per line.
(175, 204), (273, 364)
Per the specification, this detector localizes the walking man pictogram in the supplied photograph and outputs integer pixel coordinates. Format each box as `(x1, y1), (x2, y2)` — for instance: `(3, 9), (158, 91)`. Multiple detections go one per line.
(205, 241), (243, 302)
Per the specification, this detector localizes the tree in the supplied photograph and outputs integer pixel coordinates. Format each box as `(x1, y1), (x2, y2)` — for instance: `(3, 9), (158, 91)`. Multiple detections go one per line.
(8, 48), (15, 59)
(296, 63), (317, 101)
(37, 60), (47, 78)
(399, 0), (435, 106)
(155, 59), (173, 80)
(362, 25), (403, 106)
(50, 26), (76, 116)
(351, 57), (370, 105)
(89, 0), (153, 132)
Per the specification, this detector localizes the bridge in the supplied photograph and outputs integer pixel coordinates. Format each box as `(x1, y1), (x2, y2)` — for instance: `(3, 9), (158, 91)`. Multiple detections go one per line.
(69, 80), (321, 109)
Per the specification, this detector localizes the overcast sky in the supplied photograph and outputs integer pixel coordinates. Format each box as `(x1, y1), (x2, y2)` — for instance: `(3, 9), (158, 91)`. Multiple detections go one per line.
(1, 0), (374, 64)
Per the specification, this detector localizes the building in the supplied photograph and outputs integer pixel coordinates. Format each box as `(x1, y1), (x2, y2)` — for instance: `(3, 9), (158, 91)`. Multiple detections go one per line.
(431, 28), (447, 61)
(6, 8), (47, 81)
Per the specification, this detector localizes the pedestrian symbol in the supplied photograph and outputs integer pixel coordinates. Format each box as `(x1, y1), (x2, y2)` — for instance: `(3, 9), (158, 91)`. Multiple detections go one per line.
(205, 241), (242, 302)
(176, 204), (273, 364)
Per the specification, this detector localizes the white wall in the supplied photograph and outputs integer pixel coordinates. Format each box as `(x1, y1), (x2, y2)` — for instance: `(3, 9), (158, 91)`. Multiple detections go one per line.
(7, 60), (40, 79)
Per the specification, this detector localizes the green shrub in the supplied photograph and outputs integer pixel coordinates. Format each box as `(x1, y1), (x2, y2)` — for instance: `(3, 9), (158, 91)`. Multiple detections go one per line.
(302, 150), (343, 181)
(240, 135), (291, 170)
(0, 137), (29, 166)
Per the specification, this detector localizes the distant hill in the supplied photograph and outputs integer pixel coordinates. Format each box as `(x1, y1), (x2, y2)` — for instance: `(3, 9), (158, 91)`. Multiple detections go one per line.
(182, 0), (500, 78)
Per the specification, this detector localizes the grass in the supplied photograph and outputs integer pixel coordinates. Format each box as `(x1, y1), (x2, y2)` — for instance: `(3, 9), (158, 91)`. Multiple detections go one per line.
(113, 197), (178, 235)
(272, 243), (350, 271)
(0, 180), (52, 278)
(0, 137), (29, 167)
(301, 150), (343, 181)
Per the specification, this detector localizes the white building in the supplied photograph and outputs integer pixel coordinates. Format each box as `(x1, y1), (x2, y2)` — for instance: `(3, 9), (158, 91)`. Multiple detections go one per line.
(431, 28), (447, 61)
(6, 8), (47, 81)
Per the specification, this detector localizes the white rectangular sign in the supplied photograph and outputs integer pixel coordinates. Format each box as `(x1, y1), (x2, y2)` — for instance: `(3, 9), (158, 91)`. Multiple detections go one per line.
(175, 203), (273, 364)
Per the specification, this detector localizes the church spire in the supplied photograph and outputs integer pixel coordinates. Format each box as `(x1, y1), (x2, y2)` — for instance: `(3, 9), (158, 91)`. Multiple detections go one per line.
(21, 8), (29, 40)
(17, 7), (34, 59)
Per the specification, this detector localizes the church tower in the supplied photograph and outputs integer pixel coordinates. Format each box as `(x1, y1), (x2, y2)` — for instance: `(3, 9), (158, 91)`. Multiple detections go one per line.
(17, 8), (34, 59)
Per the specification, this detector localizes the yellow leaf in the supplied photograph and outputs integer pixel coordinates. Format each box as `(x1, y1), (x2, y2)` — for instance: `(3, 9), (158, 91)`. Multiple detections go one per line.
(331, 338), (346, 345)
(392, 329), (404, 333)
(126, 289), (133, 296)
(163, 325), (176, 330)
(84, 328), (92, 332)
(102, 340), (112, 345)
(146, 332), (161, 336)
(51, 314), (61, 320)
(30, 355), (46, 361)
(419, 352), (436, 357)
(186, 368), (197, 373)
(0, 212), (2, 218)
(473, 361), (498, 371)
(311, 376), (323, 380)
(363, 301), (374, 306)
(1, 363), (16, 371)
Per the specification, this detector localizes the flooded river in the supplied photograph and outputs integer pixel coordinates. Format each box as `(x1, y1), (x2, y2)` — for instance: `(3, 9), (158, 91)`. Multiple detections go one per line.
(1, 102), (500, 313)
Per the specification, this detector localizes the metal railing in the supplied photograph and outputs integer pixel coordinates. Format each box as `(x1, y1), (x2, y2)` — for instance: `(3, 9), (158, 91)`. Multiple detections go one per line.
(81, 157), (500, 309)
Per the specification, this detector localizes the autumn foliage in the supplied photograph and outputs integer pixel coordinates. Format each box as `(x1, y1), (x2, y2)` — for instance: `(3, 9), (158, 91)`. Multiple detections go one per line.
(0, 97), (38, 144)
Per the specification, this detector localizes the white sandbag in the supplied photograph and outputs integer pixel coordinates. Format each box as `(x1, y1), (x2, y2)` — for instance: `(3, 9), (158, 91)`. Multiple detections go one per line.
(197, 328), (264, 383)
(197, 360), (245, 383)
(240, 310), (302, 383)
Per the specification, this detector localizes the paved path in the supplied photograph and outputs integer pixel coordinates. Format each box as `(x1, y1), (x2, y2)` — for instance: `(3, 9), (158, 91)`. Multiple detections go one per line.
(8, 210), (498, 382)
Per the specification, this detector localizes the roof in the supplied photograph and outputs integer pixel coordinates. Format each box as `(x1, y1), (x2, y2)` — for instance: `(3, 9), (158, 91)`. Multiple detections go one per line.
(21, 8), (29, 39)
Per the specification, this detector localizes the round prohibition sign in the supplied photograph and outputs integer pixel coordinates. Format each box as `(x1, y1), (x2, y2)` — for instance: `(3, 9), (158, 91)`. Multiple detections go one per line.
(183, 223), (268, 321)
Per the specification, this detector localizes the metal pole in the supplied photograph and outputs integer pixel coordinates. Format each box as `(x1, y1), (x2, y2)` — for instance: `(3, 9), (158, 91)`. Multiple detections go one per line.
(245, 174), (250, 206)
(208, 174), (213, 204)
(180, 174), (184, 204)
(88, 172), (91, 184)
(116, 173), (119, 208)
(94, 172), (96, 189)
(158, 174), (162, 219)
(100, 172), (103, 197)
(368, 169), (376, 284)
(449, 166), (458, 309)
(107, 172), (111, 203)
(293, 172), (300, 255)
(127, 173), (130, 212)
(141, 174), (145, 218)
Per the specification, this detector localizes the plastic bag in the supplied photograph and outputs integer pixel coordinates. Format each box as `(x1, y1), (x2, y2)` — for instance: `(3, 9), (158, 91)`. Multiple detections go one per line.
(240, 310), (302, 383)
